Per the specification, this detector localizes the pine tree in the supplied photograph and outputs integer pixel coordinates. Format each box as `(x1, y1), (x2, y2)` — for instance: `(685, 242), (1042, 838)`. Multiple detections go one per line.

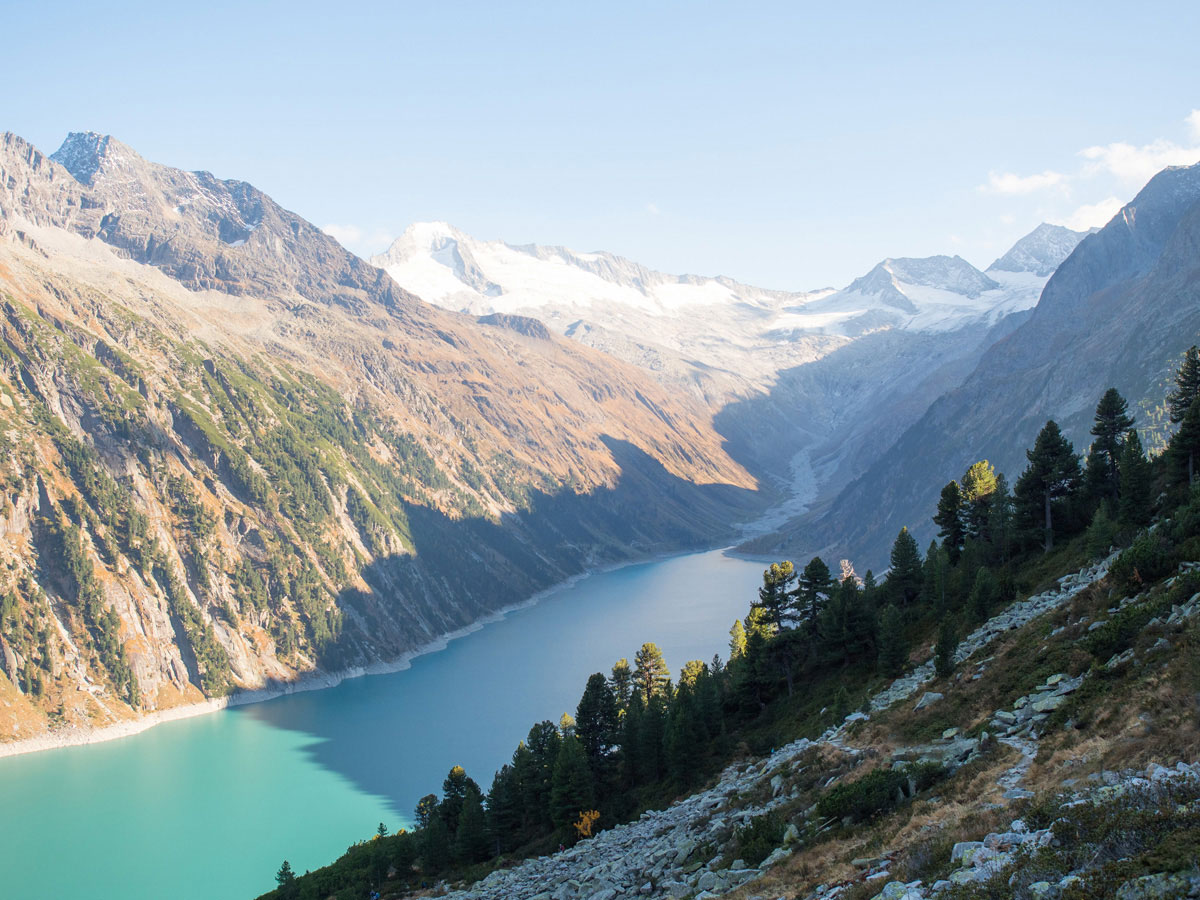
(439, 765), (479, 836)
(933, 480), (964, 560)
(1086, 388), (1135, 505)
(575, 673), (619, 777)
(1117, 430), (1153, 529)
(485, 765), (523, 854)
(887, 527), (923, 606)
(421, 812), (452, 872)
(987, 474), (1015, 565)
(754, 561), (797, 630)
(728, 619), (747, 660)
(633, 642), (670, 703)
(415, 793), (439, 829)
(921, 541), (950, 613)
(960, 461), (998, 541)
(1168, 346), (1200, 423)
(549, 738), (594, 831)
(609, 658), (632, 713)
(1015, 420), (1081, 552)
(934, 614), (958, 678)
(1085, 500), (1118, 560)
(795, 556), (834, 634)
(275, 860), (296, 887)
(1172, 397), (1200, 487)
(877, 604), (906, 677)
(454, 785), (490, 863)
(968, 567), (998, 624)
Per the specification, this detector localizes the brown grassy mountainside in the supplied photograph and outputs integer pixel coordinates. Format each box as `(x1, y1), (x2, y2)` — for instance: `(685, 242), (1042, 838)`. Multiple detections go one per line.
(0, 132), (762, 745)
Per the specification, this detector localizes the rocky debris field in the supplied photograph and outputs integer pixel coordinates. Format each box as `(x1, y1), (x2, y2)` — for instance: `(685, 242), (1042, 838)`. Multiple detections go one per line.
(430, 551), (1200, 900)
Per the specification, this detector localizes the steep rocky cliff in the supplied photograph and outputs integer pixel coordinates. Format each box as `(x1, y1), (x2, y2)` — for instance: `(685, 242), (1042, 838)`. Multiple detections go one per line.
(0, 132), (762, 743)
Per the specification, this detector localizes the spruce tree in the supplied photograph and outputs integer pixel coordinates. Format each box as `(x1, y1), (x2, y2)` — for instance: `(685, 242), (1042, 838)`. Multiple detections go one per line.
(275, 860), (296, 887)
(877, 604), (906, 677)
(1117, 430), (1153, 529)
(550, 737), (594, 832)
(1085, 500), (1118, 559)
(887, 527), (923, 606)
(485, 766), (523, 854)
(1014, 420), (1081, 552)
(960, 461), (998, 541)
(421, 812), (452, 872)
(439, 765), (479, 836)
(933, 480), (964, 560)
(987, 474), (1015, 565)
(1086, 388), (1135, 504)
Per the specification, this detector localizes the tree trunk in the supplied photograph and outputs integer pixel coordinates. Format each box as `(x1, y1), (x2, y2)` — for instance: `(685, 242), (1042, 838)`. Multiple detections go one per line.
(1043, 489), (1053, 553)
(1190, 450), (1194, 486)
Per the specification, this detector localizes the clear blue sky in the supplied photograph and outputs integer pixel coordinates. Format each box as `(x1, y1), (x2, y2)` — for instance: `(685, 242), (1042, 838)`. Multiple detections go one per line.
(7, 1), (1200, 288)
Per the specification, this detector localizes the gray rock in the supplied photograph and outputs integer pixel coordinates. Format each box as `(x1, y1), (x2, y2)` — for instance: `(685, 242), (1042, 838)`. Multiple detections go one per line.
(915, 691), (944, 710)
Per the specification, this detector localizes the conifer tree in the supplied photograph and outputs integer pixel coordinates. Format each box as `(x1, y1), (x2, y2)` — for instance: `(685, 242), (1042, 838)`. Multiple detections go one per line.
(754, 561), (797, 630)
(633, 642), (670, 703)
(887, 527), (923, 606)
(439, 765), (479, 836)
(485, 765), (523, 853)
(549, 736), (594, 831)
(986, 474), (1015, 565)
(609, 658), (632, 713)
(454, 785), (490, 863)
(934, 614), (958, 678)
(960, 461), (998, 541)
(1086, 388), (1135, 504)
(795, 556), (834, 634)
(1168, 346), (1200, 423)
(1117, 430), (1153, 529)
(1172, 397), (1200, 487)
(728, 619), (747, 660)
(421, 811), (452, 872)
(575, 673), (619, 777)
(1085, 500), (1118, 560)
(968, 567), (998, 624)
(415, 793), (439, 829)
(1015, 420), (1081, 552)
(275, 860), (296, 887)
(933, 480), (964, 560)
(877, 604), (906, 677)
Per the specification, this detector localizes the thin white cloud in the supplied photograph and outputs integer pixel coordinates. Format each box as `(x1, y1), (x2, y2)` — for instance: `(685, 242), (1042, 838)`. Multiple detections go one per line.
(322, 223), (396, 255)
(1080, 139), (1200, 183)
(979, 169), (1065, 195)
(1051, 197), (1123, 232)
(645, 202), (661, 215)
(1079, 110), (1200, 183)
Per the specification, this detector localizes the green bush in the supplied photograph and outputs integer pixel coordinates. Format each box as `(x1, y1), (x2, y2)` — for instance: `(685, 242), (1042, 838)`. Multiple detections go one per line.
(734, 811), (784, 866)
(815, 762), (944, 825)
(1108, 531), (1174, 592)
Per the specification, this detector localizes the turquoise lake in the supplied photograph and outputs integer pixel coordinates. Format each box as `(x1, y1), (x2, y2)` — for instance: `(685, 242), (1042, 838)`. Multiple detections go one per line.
(0, 548), (765, 900)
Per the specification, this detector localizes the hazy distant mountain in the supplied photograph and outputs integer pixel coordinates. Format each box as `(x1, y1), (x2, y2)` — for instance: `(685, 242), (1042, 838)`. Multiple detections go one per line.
(988, 222), (1099, 277)
(375, 220), (1089, 534)
(764, 163), (1200, 569)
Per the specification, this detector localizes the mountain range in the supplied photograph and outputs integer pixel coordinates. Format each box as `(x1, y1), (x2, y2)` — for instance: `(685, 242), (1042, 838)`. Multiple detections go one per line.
(0, 131), (760, 741)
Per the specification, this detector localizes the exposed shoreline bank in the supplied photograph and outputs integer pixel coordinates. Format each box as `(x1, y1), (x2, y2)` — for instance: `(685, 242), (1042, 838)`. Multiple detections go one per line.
(0, 544), (712, 760)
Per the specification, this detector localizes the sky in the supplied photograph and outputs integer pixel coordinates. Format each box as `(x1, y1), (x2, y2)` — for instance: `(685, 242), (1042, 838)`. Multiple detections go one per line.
(5, 0), (1200, 289)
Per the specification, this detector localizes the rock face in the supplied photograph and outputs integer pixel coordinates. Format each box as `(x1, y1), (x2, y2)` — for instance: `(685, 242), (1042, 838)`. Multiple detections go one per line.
(373, 219), (1087, 544)
(788, 161), (1200, 568)
(0, 131), (763, 742)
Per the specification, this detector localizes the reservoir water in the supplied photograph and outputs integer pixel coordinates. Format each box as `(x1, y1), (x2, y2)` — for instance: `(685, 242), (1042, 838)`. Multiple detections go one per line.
(0, 548), (765, 900)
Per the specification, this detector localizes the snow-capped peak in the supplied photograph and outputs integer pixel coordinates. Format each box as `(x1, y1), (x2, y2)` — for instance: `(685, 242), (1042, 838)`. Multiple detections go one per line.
(987, 223), (1093, 276)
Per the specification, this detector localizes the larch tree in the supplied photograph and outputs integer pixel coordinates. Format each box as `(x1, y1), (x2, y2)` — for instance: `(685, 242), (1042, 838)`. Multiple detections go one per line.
(728, 618), (747, 660)
(960, 461), (999, 542)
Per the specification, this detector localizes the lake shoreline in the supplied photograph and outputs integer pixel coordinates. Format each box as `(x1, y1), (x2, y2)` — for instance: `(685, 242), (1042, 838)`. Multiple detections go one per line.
(0, 545), (704, 760)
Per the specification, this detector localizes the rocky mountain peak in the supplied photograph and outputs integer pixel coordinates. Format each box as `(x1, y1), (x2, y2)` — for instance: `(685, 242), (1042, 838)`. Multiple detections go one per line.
(50, 131), (142, 186)
(988, 223), (1091, 277)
